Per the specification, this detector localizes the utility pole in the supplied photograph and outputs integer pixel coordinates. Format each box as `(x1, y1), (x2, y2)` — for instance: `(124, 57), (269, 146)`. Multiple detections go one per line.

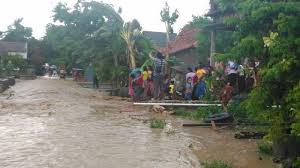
(210, 30), (216, 67)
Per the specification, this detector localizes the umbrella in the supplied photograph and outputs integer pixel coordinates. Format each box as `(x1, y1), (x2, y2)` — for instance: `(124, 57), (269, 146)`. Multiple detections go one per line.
(50, 65), (57, 69)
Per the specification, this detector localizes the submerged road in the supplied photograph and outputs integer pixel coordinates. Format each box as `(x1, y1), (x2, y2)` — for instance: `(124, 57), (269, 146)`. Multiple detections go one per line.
(0, 79), (275, 168)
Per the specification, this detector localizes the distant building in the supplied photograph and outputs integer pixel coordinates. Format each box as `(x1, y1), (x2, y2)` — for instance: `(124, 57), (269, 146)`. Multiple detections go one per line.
(0, 41), (28, 59)
(142, 31), (177, 48)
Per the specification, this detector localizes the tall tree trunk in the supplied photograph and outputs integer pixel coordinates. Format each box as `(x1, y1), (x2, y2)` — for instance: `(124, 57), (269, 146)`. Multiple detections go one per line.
(128, 43), (136, 69)
(165, 23), (170, 59)
(113, 54), (118, 67)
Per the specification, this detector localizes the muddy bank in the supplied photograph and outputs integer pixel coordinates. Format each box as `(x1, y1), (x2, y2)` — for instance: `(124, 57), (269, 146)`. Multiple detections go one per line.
(0, 79), (276, 168)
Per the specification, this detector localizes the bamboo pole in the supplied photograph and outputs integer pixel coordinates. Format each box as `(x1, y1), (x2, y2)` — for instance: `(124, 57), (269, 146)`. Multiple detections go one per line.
(210, 30), (216, 67)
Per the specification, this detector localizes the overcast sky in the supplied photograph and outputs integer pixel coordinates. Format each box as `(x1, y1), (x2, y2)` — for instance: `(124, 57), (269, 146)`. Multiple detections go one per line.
(0, 0), (210, 39)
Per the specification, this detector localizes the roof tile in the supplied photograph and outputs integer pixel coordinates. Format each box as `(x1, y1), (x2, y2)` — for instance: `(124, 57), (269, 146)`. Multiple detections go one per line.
(159, 28), (199, 54)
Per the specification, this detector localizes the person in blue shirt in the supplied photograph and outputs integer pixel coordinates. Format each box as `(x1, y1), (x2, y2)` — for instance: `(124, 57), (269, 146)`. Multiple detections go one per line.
(192, 77), (207, 100)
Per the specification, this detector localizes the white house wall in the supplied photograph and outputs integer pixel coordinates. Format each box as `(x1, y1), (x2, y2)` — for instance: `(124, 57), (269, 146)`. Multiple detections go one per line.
(8, 52), (27, 59)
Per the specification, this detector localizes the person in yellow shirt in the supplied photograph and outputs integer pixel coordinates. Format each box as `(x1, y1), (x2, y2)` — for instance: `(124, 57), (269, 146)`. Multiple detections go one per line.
(142, 67), (149, 98)
(168, 80), (175, 99)
(196, 68), (206, 79)
(142, 67), (148, 81)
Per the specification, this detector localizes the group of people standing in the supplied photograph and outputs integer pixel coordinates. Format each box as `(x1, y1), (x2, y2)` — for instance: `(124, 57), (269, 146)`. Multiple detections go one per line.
(128, 51), (236, 112)
(128, 52), (213, 102)
(183, 65), (234, 111)
(184, 66), (208, 100)
(128, 52), (174, 101)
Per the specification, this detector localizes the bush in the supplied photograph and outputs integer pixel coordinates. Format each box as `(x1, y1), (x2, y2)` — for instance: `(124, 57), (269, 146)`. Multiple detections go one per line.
(150, 119), (165, 129)
(293, 157), (300, 168)
(202, 160), (232, 168)
(258, 141), (273, 155)
(197, 106), (221, 118)
(228, 98), (268, 125)
(0, 54), (28, 76)
(174, 106), (222, 120)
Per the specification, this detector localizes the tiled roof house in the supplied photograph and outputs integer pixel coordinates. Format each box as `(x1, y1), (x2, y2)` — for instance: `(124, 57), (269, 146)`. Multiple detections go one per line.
(159, 28), (200, 90)
(159, 28), (200, 68)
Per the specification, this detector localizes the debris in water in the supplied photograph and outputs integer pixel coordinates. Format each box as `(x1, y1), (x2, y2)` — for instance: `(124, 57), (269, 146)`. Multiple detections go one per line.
(165, 123), (176, 134)
(151, 105), (165, 113)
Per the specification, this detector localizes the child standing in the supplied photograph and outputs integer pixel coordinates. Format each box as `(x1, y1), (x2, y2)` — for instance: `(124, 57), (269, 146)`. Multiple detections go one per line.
(220, 82), (233, 112)
(142, 67), (149, 98)
(168, 80), (175, 99)
(185, 77), (193, 100)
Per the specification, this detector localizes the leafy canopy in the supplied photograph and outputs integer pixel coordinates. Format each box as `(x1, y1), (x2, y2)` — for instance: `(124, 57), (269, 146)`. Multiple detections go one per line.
(217, 0), (300, 141)
(1, 18), (32, 42)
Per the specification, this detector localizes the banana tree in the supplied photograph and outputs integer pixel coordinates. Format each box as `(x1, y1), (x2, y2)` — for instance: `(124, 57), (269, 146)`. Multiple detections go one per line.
(120, 19), (142, 69)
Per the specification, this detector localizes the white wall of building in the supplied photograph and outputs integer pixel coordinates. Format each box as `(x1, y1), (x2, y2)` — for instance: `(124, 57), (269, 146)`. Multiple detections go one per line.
(8, 52), (27, 59)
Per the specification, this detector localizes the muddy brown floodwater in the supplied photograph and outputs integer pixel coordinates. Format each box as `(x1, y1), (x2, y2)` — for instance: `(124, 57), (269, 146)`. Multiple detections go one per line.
(0, 79), (276, 168)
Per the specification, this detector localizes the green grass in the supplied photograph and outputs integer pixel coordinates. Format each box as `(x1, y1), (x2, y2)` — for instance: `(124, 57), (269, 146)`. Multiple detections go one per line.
(150, 118), (166, 129)
(258, 141), (273, 155)
(202, 160), (232, 168)
(293, 157), (300, 168)
(174, 106), (221, 120)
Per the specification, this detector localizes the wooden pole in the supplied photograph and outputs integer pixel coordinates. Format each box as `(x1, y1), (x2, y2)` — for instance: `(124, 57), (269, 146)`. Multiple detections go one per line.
(210, 30), (216, 67)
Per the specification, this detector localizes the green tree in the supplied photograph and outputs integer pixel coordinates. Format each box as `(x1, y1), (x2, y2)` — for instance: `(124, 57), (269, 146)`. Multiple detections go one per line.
(0, 54), (28, 76)
(160, 2), (179, 58)
(1, 18), (32, 41)
(215, 0), (300, 158)
(43, 0), (153, 84)
(186, 16), (212, 64)
(186, 16), (234, 64)
(44, 0), (125, 73)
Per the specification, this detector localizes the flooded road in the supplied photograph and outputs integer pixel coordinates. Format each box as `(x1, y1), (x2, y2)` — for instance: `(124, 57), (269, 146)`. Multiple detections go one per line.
(0, 79), (276, 168)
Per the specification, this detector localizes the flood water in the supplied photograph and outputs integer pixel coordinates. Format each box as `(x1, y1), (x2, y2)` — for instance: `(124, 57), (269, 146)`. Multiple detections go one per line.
(0, 79), (276, 168)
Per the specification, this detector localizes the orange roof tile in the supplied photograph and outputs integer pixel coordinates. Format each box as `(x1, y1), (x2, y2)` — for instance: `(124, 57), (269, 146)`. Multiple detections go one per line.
(158, 28), (199, 55)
